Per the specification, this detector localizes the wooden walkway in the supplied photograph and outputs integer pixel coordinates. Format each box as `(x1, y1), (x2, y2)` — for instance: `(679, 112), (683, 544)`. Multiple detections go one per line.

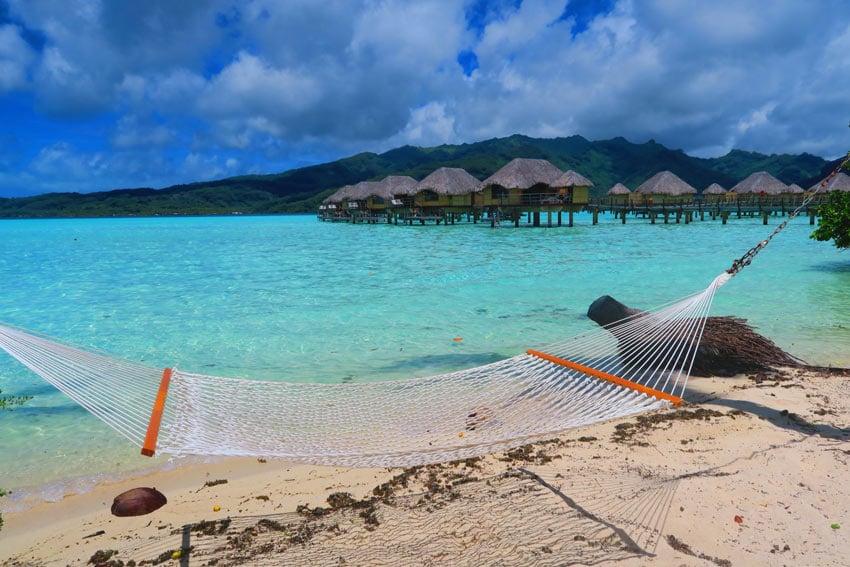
(318, 198), (826, 227)
(588, 200), (821, 225)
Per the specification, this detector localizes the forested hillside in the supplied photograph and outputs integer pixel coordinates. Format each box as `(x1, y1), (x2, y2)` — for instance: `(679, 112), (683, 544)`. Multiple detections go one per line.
(0, 135), (832, 218)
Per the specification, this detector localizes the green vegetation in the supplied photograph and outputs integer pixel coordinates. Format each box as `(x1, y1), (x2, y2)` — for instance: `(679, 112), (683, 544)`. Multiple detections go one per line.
(0, 388), (31, 410)
(811, 159), (850, 249)
(0, 134), (831, 218)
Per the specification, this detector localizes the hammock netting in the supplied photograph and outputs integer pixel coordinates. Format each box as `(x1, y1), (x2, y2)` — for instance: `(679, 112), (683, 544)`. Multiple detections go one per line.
(0, 272), (730, 468)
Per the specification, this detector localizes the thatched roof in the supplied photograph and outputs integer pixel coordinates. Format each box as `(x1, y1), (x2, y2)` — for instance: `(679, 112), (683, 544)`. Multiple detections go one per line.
(607, 183), (631, 195)
(481, 158), (564, 189)
(414, 167), (481, 196)
(703, 183), (727, 195)
(811, 171), (850, 192)
(634, 171), (696, 195)
(346, 181), (385, 200)
(379, 175), (419, 197)
(730, 171), (788, 195)
(323, 185), (353, 204)
(554, 170), (594, 188)
(786, 183), (804, 194)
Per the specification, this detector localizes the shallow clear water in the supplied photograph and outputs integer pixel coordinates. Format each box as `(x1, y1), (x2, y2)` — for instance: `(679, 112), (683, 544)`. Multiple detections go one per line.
(0, 213), (848, 509)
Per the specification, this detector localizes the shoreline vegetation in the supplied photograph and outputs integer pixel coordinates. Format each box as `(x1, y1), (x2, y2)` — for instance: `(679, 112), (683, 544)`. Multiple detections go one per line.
(2, 365), (848, 565)
(0, 134), (837, 219)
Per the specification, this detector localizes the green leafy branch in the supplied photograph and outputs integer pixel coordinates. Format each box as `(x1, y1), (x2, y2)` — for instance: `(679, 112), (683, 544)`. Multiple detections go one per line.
(0, 389), (31, 411)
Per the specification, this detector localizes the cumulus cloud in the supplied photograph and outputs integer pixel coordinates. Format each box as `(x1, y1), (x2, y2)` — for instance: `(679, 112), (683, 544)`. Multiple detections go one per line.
(110, 115), (175, 149)
(0, 24), (35, 91)
(1, 0), (849, 196)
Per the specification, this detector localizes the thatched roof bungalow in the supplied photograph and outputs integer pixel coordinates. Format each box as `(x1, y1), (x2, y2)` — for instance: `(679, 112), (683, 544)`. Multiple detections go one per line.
(376, 175), (418, 206)
(607, 182), (631, 196)
(811, 171), (850, 192)
(606, 182), (632, 205)
(552, 170), (594, 205)
(379, 175), (418, 195)
(320, 184), (356, 216)
(634, 171), (697, 204)
(323, 185), (352, 205)
(411, 167), (481, 208)
(786, 183), (804, 194)
(702, 182), (729, 203)
(337, 181), (382, 211)
(730, 171), (788, 198)
(479, 158), (564, 205)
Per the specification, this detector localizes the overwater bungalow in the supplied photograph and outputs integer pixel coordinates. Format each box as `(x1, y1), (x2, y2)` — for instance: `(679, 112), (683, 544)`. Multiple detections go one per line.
(479, 158), (564, 208)
(379, 175), (418, 205)
(729, 171), (788, 202)
(395, 167), (481, 224)
(476, 158), (594, 226)
(811, 171), (850, 193)
(606, 182), (632, 206)
(702, 182), (729, 203)
(553, 170), (593, 206)
(342, 181), (384, 217)
(319, 185), (354, 221)
(634, 171), (697, 205)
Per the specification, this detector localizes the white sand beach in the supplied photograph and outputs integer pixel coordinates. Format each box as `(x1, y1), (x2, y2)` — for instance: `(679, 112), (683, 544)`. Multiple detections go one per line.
(2, 365), (849, 566)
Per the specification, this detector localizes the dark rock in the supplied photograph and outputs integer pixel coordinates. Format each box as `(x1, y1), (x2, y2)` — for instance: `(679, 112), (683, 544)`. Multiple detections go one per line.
(588, 295), (802, 377)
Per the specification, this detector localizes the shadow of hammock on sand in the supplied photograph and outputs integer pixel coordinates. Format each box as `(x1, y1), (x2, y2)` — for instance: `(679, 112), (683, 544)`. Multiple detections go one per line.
(113, 465), (682, 567)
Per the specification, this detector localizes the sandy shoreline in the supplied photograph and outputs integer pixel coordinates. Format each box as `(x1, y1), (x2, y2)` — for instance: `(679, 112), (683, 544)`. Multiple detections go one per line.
(2, 365), (849, 566)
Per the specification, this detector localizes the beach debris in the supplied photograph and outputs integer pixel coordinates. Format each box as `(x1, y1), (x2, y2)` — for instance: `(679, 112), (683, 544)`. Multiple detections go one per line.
(831, 523), (840, 529)
(665, 534), (732, 567)
(110, 487), (167, 517)
(588, 295), (803, 376)
(453, 337), (463, 342)
(88, 549), (119, 565)
(734, 514), (744, 524)
(214, 505), (221, 512)
(83, 529), (105, 539)
(196, 478), (229, 492)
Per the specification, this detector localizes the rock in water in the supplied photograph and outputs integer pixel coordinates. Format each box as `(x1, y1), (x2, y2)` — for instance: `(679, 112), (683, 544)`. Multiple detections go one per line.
(587, 295), (802, 377)
(111, 487), (167, 517)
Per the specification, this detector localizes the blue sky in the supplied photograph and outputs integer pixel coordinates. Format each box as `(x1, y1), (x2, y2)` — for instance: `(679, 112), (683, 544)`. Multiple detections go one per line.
(0, 0), (849, 197)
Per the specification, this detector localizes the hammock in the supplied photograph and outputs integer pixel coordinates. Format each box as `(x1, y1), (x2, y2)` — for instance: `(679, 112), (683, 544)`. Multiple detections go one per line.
(0, 160), (844, 468)
(0, 274), (726, 468)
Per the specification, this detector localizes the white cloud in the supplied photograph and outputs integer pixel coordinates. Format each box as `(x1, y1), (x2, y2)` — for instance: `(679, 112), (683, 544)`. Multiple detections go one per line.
(0, 24), (36, 91)
(389, 101), (458, 148)
(111, 115), (175, 149)
(199, 51), (321, 118)
(3, 0), (850, 197)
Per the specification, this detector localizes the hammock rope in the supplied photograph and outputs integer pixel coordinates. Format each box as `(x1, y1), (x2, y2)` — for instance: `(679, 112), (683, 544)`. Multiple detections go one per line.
(0, 271), (726, 468)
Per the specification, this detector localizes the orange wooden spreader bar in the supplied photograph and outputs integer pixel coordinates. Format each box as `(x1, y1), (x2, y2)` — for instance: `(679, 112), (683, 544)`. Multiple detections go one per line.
(526, 350), (683, 406)
(141, 367), (173, 457)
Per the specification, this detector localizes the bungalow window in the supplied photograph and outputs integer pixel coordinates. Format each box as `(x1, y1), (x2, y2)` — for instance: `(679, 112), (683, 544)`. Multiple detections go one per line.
(372, 197), (385, 204)
(420, 190), (439, 202)
(491, 187), (509, 200)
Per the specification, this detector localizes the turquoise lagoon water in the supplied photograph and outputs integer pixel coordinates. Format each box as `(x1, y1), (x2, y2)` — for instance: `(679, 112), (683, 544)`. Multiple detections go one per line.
(0, 213), (848, 510)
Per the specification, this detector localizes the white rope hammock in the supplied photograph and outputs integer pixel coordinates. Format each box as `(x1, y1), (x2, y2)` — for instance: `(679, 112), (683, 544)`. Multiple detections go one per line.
(0, 272), (729, 468)
(2, 157), (845, 468)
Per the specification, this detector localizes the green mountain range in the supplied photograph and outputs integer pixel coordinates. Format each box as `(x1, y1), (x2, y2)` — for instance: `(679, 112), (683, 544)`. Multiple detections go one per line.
(0, 134), (835, 218)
